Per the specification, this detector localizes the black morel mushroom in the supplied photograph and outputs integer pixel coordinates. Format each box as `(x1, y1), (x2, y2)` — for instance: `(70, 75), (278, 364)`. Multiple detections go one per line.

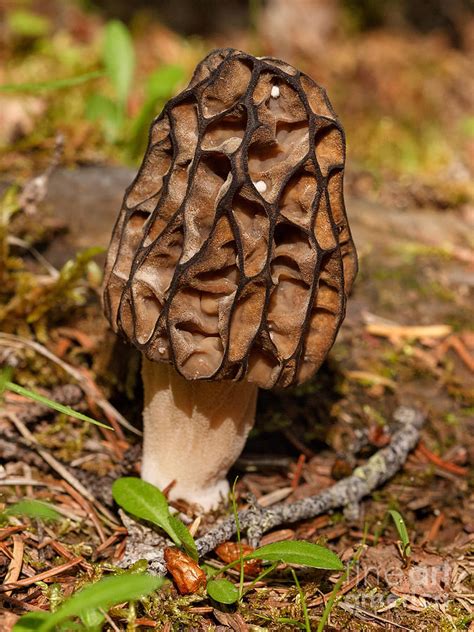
(103, 48), (357, 510)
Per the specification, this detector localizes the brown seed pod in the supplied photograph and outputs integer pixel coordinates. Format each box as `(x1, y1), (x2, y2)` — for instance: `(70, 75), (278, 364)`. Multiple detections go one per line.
(164, 547), (207, 595)
(103, 47), (357, 390)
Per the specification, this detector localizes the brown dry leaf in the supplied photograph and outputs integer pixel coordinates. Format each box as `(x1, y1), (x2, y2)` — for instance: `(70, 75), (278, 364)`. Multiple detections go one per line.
(363, 545), (453, 599)
(215, 542), (261, 577)
(164, 547), (206, 595)
(213, 609), (249, 632)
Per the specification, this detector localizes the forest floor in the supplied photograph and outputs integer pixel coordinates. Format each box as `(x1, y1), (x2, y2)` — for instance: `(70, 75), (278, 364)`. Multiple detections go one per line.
(0, 3), (473, 630)
(0, 165), (472, 631)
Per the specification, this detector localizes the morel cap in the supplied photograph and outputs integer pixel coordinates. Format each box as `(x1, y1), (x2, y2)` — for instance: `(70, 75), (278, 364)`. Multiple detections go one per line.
(103, 48), (357, 390)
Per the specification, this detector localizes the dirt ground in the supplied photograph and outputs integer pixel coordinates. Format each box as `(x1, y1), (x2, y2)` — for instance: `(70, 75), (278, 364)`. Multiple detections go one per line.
(0, 164), (472, 630)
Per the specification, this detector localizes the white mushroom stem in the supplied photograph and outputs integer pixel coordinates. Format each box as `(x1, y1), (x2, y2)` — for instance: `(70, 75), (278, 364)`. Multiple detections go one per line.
(141, 357), (258, 511)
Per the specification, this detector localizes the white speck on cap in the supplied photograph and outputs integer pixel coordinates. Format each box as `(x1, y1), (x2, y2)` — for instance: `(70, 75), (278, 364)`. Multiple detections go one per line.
(254, 180), (267, 193)
(271, 85), (280, 98)
(158, 347), (166, 354)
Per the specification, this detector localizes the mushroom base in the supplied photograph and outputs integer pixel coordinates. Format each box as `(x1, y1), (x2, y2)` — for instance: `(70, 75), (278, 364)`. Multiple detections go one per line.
(141, 358), (258, 511)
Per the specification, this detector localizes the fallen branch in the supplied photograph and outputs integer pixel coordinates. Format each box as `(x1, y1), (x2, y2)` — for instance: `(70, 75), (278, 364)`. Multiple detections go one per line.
(120, 406), (425, 575)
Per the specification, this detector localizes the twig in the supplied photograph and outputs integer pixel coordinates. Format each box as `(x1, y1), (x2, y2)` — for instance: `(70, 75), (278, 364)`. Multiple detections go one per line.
(3, 536), (24, 595)
(416, 442), (469, 476)
(0, 557), (83, 593)
(121, 407), (425, 575)
(0, 332), (140, 436)
(0, 593), (47, 612)
(337, 601), (412, 630)
(308, 569), (369, 607)
(7, 412), (119, 526)
(291, 454), (306, 490)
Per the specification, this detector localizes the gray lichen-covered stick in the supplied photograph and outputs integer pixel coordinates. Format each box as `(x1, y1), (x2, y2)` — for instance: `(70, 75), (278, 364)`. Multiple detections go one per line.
(103, 48), (357, 510)
(119, 407), (425, 575)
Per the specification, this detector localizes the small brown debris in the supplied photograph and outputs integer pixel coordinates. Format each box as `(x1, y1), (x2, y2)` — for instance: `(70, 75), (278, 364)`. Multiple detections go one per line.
(215, 543), (261, 576)
(366, 322), (452, 340)
(291, 454), (306, 489)
(416, 442), (469, 477)
(164, 547), (207, 594)
(367, 423), (391, 448)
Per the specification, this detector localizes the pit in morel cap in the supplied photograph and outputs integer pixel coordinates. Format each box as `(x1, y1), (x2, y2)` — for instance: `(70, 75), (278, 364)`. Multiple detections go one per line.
(103, 48), (358, 511)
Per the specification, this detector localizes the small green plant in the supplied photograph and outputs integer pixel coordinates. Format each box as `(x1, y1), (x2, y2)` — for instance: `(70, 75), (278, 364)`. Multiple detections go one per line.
(0, 368), (111, 430)
(206, 577), (240, 605)
(113, 475), (343, 621)
(112, 477), (198, 560)
(388, 509), (411, 561)
(207, 540), (344, 607)
(291, 569), (311, 632)
(86, 19), (184, 158)
(13, 573), (164, 631)
(246, 540), (344, 569)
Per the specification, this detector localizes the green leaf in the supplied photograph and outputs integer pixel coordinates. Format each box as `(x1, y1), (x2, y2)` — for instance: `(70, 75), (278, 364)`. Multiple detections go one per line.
(146, 64), (184, 101)
(113, 478), (198, 558)
(0, 72), (104, 94)
(128, 64), (184, 159)
(388, 510), (411, 556)
(12, 612), (50, 631)
(4, 380), (112, 430)
(168, 513), (198, 561)
(248, 541), (344, 571)
(103, 20), (135, 105)
(207, 578), (239, 605)
(112, 477), (173, 531)
(21, 574), (164, 631)
(7, 10), (50, 38)
(5, 500), (61, 522)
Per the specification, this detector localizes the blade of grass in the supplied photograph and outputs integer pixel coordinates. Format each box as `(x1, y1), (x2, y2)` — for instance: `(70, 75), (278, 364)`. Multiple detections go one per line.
(230, 478), (245, 600)
(388, 509), (411, 558)
(0, 71), (104, 93)
(291, 569), (311, 632)
(242, 561), (278, 598)
(3, 380), (112, 430)
(316, 524), (368, 632)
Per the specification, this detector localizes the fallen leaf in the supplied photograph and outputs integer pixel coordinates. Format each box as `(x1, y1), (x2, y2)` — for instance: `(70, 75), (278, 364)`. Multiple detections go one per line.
(363, 545), (452, 599)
